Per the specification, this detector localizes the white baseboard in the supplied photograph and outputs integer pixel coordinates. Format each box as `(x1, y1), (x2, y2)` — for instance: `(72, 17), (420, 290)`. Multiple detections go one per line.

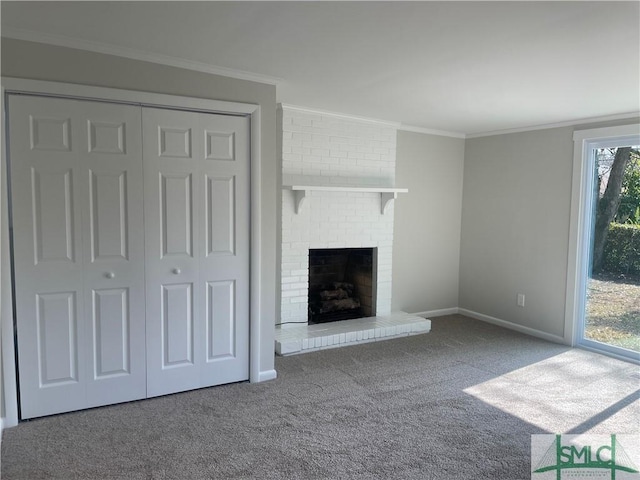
(255, 369), (277, 383)
(412, 307), (459, 318)
(458, 308), (567, 345)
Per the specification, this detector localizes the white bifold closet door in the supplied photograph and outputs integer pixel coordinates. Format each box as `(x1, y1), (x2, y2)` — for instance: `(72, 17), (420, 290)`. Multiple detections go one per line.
(9, 95), (250, 419)
(9, 95), (146, 419)
(142, 107), (250, 398)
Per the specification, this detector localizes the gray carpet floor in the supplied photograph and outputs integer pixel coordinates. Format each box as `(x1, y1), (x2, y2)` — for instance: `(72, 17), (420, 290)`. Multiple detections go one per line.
(2, 314), (639, 479)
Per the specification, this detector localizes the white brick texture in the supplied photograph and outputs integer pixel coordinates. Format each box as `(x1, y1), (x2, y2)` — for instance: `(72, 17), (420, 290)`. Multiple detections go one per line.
(280, 106), (398, 324)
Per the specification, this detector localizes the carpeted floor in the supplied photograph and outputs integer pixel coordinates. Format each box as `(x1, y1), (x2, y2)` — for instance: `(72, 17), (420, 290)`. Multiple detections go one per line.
(2, 315), (639, 479)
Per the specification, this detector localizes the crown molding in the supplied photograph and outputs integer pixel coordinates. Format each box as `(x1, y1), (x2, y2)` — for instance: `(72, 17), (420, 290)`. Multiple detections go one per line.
(1, 27), (282, 86)
(279, 103), (401, 128)
(398, 124), (466, 139)
(467, 112), (640, 139)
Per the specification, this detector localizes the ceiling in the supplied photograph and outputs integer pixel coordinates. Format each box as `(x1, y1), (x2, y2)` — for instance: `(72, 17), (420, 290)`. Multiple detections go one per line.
(2, 1), (639, 136)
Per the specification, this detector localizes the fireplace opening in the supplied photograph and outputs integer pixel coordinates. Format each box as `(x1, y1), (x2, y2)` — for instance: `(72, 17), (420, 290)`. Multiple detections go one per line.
(308, 248), (376, 324)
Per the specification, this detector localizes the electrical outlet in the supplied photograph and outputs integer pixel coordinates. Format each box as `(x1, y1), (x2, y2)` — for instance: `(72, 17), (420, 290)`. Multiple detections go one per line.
(517, 293), (525, 307)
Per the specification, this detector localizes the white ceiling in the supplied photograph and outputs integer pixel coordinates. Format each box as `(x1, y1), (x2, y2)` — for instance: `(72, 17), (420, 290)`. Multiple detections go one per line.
(2, 1), (639, 136)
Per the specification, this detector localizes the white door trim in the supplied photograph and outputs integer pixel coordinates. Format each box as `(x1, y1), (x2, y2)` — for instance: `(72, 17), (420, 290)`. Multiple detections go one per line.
(564, 123), (640, 358)
(1, 83), (20, 429)
(2, 77), (260, 115)
(1, 77), (269, 427)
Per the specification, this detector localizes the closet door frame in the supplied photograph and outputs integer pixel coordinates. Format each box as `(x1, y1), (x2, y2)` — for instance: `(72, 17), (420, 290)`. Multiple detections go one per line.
(1, 77), (268, 428)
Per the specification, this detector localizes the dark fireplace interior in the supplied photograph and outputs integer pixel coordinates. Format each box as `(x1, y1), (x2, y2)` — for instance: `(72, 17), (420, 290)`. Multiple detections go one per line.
(308, 248), (376, 324)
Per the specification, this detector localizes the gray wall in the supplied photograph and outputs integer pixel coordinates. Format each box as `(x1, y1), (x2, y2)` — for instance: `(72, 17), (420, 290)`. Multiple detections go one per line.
(459, 120), (637, 338)
(459, 128), (574, 337)
(0, 39), (278, 418)
(392, 131), (465, 313)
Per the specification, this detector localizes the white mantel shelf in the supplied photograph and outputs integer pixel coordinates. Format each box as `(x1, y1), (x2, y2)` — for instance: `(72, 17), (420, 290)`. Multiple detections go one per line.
(284, 184), (408, 214)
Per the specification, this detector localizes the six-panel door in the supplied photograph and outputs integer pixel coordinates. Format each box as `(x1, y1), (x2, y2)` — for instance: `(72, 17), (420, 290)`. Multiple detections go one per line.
(9, 95), (250, 418)
(142, 107), (250, 397)
(9, 95), (146, 418)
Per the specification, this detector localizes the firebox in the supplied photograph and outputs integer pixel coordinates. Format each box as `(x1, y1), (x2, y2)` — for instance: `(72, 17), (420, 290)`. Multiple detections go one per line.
(308, 248), (377, 324)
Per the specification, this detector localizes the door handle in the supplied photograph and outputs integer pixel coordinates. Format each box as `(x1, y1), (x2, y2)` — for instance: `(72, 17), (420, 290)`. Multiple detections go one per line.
(105, 272), (115, 279)
(172, 268), (181, 275)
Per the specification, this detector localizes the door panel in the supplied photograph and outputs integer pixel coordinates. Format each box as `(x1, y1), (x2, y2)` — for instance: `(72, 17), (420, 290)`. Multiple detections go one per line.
(162, 282), (194, 367)
(9, 95), (146, 418)
(160, 173), (194, 258)
(11, 96), (87, 418)
(197, 112), (249, 387)
(30, 116), (71, 152)
(88, 121), (126, 155)
(159, 127), (192, 158)
(36, 291), (79, 386)
(31, 167), (76, 264)
(78, 102), (146, 406)
(144, 108), (249, 397)
(205, 131), (235, 161)
(92, 287), (130, 378)
(78, 100), (146, 408)
(206, 280), (235, 360)
(206, 175), (235, 256)
(89, 170), (128, 261)
(144, 109), (201, 397)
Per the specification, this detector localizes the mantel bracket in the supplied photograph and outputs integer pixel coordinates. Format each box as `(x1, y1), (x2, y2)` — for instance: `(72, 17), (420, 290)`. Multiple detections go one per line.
(380, 192), (398, 215)
(294, 189), (307, 214)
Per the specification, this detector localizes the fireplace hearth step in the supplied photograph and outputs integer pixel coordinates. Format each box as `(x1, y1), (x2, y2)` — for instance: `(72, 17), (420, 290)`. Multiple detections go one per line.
(275, 312), (431, 356)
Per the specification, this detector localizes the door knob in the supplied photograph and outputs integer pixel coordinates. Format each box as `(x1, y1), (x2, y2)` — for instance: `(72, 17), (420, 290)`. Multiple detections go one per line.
(172, 268), (181, 275)
(105, 272), (115, 279)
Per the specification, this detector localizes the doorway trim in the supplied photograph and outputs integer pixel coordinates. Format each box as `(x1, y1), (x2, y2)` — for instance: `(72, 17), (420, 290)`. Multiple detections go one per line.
(565, 123), (640, 362)
(1, 77), (274, 428)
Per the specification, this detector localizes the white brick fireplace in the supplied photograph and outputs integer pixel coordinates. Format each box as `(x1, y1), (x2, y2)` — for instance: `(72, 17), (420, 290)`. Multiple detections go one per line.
(276, 105), (431, 354)
(280, 105), (398, 322)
